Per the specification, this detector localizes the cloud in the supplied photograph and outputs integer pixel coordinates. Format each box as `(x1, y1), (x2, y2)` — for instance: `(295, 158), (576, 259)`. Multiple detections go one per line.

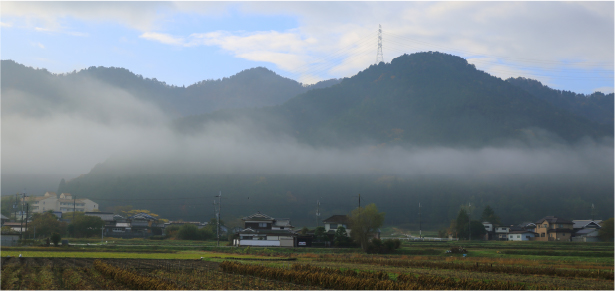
(139, 32), (186, 46)
(31, 42), (45, 49)
(592, 86), (615, 94)
(2, 1), (612, 89)
(0, 22), (12, 27)
(1, 1), (172, 32)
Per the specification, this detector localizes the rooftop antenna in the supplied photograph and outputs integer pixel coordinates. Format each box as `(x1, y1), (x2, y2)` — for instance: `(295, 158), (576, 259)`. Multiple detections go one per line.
(376, 24), (384, 64)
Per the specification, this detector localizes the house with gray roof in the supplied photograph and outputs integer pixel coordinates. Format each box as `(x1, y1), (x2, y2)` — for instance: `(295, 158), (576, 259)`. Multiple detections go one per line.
(234, 212), (296, 247)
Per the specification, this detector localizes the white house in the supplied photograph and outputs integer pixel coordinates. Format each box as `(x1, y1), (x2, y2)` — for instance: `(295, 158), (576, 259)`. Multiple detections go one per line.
(322, 215), (351, 236)
(234, 212), (296, 247)
(507, 230), (536, 241)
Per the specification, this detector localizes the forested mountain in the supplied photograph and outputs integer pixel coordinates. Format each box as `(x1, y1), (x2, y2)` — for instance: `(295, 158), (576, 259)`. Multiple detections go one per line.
(4, 52), (613, 229)
(507, 77), (614, 125)
(178, 52), (613, 147)
(0, 60), (340, 117)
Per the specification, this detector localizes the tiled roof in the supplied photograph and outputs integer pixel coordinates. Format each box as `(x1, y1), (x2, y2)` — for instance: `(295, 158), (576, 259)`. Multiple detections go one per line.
(243, 212), (274, 221)
(536, 216), (573, 225)
(323, 215), (349, 224)
(129, 213), (157, 220)
(572, 220), (602, 229)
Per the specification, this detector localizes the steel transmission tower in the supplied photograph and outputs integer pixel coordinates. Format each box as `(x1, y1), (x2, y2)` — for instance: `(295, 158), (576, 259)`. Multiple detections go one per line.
(376, 24), (384, 64)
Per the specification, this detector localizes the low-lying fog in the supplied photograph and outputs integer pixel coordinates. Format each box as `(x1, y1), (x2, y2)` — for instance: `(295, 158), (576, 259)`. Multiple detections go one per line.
(2, 76), (613, 181)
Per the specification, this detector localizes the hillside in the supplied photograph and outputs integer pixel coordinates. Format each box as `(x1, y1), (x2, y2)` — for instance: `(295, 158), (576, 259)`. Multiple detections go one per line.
(506, 77), (614, 125)
(178, 52), (613, 147)
(0, 60), (340, 117)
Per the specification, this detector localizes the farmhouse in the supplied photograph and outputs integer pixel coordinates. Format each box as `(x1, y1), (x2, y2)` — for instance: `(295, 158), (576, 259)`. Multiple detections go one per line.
(234, 212), (296, 247)
(322, 215), (351, 236)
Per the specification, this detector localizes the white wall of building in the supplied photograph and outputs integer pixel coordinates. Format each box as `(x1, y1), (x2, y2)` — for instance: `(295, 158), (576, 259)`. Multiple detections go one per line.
(508, 232), (534, 241)
(238, 240), (281, 247)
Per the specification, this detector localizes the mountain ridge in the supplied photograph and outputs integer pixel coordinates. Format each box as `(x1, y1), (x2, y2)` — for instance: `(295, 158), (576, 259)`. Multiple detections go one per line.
(176, 52), (613, 147)
(0, 59), (341, 117)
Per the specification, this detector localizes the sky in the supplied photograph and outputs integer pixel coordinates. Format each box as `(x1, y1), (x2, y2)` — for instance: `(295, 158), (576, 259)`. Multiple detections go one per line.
(1, 1), (613, 94)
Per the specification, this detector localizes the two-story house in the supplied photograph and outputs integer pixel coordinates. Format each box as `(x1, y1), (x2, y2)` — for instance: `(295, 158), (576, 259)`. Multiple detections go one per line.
(535, 216), (574, 241)
(494, 225), (510, 240)
(322, 215), (352, 236)
(234, 212), (296, 247)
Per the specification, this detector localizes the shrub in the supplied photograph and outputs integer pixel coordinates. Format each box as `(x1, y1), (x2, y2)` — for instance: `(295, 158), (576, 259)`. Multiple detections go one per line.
(177, 224), (200, 240)
(366, 238), (401, 254)
(447, 246), (467, 254)
(50, 232), (61, 246)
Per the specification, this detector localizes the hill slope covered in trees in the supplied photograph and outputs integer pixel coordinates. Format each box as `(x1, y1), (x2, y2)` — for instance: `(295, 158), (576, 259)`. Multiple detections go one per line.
(177, 52), (612, 147)
(0, 60), (340, 117)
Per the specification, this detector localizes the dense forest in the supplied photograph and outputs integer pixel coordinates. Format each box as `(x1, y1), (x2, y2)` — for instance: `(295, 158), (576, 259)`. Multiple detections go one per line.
(56, 173), (613, 229)
(0, 60), (340, 117)
(3, 52), (612, 230)
(507, 77), (613, 125)
(176, 52), (612, 147)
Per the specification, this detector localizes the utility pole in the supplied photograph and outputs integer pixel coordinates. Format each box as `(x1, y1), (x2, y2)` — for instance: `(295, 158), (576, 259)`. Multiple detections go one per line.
(13, 193), (18, 221)
(591, 203), (595, 221)
(419, 202), (422, 239)
(214, 191), (222, 247)
(468, 203), (471, 241)
(376, 24), (384, 64)
(20, 192), (26, 239)
(316, 199), (321, 227)
(25, 203), (29, 238)
(73, 195), (77, 238)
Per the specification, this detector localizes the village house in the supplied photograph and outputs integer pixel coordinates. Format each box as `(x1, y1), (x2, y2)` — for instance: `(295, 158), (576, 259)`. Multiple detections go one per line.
(494, 225), (510, 240)
(534, 216), (574, 241)
(571, 220), (602, 242)
(322, 215), (352, 236)
(482, 222), (495, 240)
(234, 212), (296, 247)
(507, 229), (537, 241)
